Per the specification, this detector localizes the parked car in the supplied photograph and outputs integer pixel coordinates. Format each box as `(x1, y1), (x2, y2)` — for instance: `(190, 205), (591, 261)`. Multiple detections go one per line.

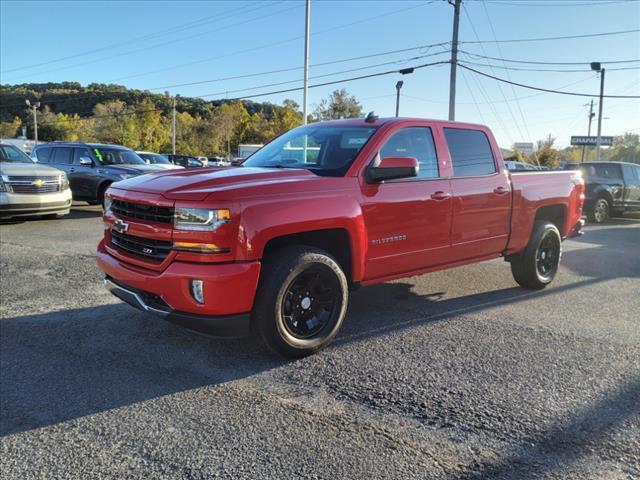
(207, 156), (231, 167)
(0, 143), (72, 220)
(98, 117), (584, 358)
(32, 142), (165, 207)
(574, 161), (640, 223)
(136, 151), (183, 170)
(505, 160), (538, 171)
(164, 154), (205, 168)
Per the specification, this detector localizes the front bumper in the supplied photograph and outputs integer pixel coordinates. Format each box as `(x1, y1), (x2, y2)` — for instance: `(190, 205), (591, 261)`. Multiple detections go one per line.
(97, 240), (261, 337)
(0, 190), (72, 219)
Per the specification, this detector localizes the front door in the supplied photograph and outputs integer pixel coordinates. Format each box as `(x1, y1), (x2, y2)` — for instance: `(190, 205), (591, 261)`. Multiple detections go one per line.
(622, 163), (640, 210)
(71, 147), (99, 199)
(361, 125), (452, 281)
(444, 127), (512, 260)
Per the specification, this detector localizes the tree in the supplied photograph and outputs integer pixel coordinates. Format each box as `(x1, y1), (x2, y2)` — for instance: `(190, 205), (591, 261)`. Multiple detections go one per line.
(605, 133), (640, 164)
(312, 89), (363, 121)
(533, 134), (561, 169)
(0, 117), (22, 137)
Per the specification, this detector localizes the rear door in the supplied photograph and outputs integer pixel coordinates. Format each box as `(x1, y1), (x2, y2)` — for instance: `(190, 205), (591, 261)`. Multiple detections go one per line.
(444, 127), (511, 261)
(50, 146), (73, 175)
(621, 163), (640, 209)
(361, 123), (452, 280)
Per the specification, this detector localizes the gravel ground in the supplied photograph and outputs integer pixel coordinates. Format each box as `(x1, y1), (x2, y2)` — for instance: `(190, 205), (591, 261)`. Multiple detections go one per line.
(1, 204), (638, 479)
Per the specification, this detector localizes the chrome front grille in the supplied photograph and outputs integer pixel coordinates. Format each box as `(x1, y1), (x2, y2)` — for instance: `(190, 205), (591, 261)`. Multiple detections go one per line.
(110, 230), (173, 262)
(5, 175), (62, 194)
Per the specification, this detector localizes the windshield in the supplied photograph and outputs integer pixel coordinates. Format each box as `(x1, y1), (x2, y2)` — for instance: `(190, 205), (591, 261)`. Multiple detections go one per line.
(243, 124), (378, 176)
(139, 153), (171, 165)
(92, 147), (145, 165)
(0, 145), (34, 163)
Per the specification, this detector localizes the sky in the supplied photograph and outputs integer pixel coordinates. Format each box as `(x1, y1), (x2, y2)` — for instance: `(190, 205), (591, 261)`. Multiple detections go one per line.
(1, 0), (639, 149)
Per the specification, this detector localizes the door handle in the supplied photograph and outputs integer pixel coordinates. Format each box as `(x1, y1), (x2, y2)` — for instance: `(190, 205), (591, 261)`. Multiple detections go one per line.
(69, 168), (75, 173)
(493, 186), (508, 195)
(430, 191), (451, 201)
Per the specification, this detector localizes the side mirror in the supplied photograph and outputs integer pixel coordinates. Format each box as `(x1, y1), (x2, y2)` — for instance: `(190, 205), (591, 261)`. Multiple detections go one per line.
(79, 157), (93, 166)
(367, 156), (419, 183)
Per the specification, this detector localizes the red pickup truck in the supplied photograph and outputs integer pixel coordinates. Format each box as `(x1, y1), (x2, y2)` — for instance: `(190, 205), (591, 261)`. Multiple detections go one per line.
(98, 116), (584, 357)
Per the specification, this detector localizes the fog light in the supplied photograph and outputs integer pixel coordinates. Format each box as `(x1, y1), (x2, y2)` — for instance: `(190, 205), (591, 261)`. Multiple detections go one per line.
(190, 279), (205, 304)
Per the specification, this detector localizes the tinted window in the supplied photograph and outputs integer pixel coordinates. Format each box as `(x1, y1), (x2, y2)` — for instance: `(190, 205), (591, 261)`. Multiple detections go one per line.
(380, 127), (439, 179)
(73, 147), (93, 164)
(444, 128), (496, 177)
(0, 145), (33, 163)
(34, 146), (52, 163)
(52, 147), (73, 164)
(622, 164), (640, 183)
(92, 147), (145, 165)
(583, 164), (622, 180)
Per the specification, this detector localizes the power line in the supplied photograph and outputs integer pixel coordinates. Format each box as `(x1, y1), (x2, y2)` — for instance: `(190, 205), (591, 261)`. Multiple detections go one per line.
(0, 1), (267, 74)
(457, 57), (640, 73)
(106, 1), (437, 84)
(485, 0), (628, 6)
(0, 46), (451, 109)
(459, 28), (639, 44)
(457, 63), (640, 98)
(2, 3), (300, 83)
(458, 50), (640, 66)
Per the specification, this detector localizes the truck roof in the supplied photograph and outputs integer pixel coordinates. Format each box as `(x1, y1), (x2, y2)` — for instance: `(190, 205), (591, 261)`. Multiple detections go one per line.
(314, 117), (489, 130)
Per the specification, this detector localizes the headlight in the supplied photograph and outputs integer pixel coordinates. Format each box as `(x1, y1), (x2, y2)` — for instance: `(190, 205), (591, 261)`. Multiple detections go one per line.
(174, 208), (230, 231)
(60, 173), (70, 191)
(103, 194), (113, 213)
(118, 173), (134, 180)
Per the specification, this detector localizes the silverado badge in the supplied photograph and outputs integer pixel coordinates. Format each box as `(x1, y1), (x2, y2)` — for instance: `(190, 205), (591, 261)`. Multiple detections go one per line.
(32, 179), (45, 188)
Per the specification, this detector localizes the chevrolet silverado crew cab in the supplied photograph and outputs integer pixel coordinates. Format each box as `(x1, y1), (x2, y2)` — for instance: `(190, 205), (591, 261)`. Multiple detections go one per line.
(98, 116), (585, 357)
(1, 143), (72, 220)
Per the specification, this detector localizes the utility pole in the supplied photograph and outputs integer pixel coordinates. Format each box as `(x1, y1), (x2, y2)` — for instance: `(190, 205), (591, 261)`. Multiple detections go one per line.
(25, 99), (40, 145)
(448, 0), (461, 121)
(303, 0), (311, 125)
(172, 94), (180, 155)
(595, 68), (605, 161)
(581, 99), (595, 163)
(395, 81), (404, 117)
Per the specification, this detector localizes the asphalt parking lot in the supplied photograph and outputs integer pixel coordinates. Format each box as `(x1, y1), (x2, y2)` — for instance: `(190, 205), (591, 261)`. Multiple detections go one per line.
(1, 205), (638, 479)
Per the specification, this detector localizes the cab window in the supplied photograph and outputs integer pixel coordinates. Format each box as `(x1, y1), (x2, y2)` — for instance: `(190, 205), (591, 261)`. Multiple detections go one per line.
(444, 128), (497, 177)
(380, 127), (439, 180)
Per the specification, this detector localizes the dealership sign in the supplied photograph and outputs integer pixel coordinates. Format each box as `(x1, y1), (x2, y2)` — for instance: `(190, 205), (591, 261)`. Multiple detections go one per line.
(570, 136), (613, 146)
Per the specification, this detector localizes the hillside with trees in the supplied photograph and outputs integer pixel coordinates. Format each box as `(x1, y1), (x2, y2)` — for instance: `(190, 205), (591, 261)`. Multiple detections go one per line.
(0, 83), (362, 156)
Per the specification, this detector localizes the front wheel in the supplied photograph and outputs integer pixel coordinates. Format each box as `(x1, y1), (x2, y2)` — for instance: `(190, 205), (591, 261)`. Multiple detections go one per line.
(252, 246), (348, 358)
(510, 221), (562, 290)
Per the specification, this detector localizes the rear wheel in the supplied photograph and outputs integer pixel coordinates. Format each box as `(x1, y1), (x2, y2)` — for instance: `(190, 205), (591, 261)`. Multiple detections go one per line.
(588, 197), (609, 223)
(252, 246), (348, 358)
(510, 221), (562, 290)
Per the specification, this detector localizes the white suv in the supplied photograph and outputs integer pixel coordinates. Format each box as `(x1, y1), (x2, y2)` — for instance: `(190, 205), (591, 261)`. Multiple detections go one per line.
(0, 143), (72, 220)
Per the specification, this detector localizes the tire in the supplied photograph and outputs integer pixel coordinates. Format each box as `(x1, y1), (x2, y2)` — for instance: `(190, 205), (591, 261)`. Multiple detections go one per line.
(510, 221), (562, 290)
(587, 197), (610, 223)
(252, 246), (349, 358)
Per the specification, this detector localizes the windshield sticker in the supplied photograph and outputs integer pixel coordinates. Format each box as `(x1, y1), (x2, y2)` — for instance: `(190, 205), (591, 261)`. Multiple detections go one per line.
(93, 148), (103, 162)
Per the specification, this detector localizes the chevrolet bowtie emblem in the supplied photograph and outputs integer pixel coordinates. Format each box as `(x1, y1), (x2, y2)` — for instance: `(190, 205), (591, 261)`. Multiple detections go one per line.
(32, 179), (45, 187)
(113, 219), (129, 233)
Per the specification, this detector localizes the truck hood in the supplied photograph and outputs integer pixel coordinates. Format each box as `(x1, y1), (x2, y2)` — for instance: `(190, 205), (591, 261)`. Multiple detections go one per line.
(113, 166), (321, 201)
(0, 162), (63, 177)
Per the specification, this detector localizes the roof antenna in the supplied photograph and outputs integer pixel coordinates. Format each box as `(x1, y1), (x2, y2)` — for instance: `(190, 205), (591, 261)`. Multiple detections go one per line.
(365, 111), (379, 123)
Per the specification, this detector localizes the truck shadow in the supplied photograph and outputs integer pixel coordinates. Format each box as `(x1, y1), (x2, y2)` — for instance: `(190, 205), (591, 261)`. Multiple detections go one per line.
(1, 223), (636, 437)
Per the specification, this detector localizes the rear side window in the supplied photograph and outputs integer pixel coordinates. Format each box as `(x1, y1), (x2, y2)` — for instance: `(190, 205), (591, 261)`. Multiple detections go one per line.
(34, 147), (52, 163)
(52, 147), (73, 164)
(444, 128), (496, 177)
(380, 127), (439, 179)
(585, 164), (622, 180)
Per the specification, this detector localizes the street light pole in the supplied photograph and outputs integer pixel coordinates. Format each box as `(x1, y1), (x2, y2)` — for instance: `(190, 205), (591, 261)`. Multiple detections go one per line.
(302, 0), (311, 125)
(595, 68), (605, 161)
(25, 99), (41, 145)
(395, 81), (404, 117)
(172, 94), (180, 155)
(448, 0), (462, 121)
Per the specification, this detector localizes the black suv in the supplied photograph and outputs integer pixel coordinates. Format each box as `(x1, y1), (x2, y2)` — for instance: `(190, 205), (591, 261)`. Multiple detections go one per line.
(569, 161), (640, 223)
(32, 142), (164, 206)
